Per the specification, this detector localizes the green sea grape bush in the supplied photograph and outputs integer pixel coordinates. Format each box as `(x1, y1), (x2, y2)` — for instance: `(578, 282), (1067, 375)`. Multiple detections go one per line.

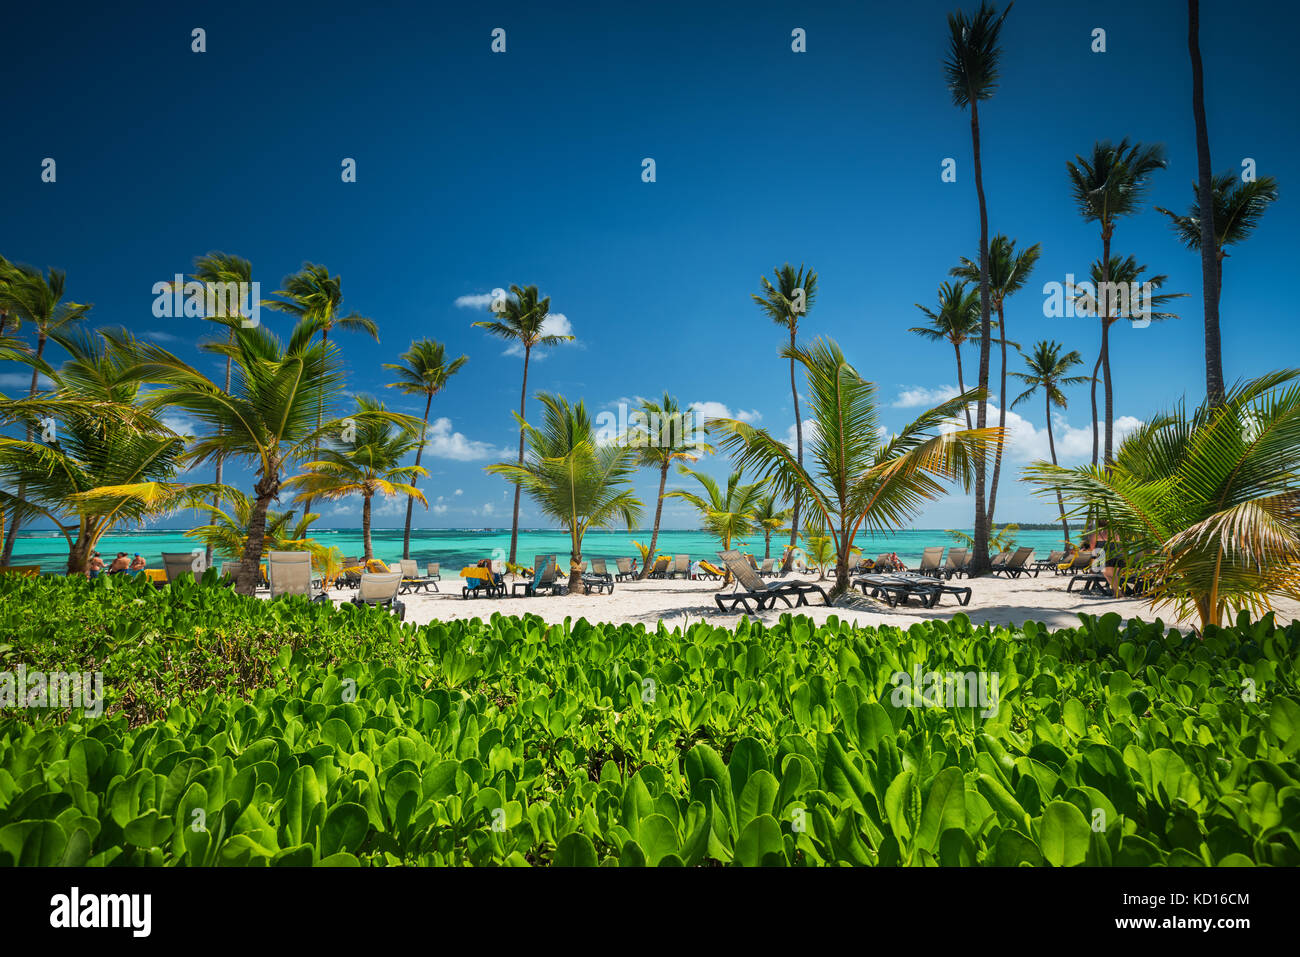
(0, 575), (1297, 866)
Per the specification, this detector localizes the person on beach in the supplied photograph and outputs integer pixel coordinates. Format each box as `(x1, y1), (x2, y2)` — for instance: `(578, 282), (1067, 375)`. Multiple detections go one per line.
(129, 553), (146, 572)
(107, 552), (130, 574)
(87, 551), (105, 578)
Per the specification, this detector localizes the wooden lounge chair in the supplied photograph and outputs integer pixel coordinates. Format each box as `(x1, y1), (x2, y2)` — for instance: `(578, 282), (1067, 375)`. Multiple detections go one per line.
(713, 550), (828, 614)
(942, 548), (969, 580)
(350, 571), (405, 618)
(990, 547), (1036, 578)
(268, 550), (329, 601)
(916, 546), (945, 578)
(512, 555), (560, 597)
(613, 557), (637, 581)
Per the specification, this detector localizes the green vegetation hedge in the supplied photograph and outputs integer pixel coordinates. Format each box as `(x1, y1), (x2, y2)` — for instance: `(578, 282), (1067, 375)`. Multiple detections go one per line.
(1, 572), (1297, 866)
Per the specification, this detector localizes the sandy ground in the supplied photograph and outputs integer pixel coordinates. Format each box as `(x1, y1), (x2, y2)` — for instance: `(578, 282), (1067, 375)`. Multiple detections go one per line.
(320, 571), (1300, 632)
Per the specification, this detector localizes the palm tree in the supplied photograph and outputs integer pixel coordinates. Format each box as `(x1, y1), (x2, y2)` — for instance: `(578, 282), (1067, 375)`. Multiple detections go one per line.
(628, 393), (713, 579)
(950, 234), (1040, 524)
(383, 339), (468, 559)
(1072, 256), (1187, 455)
(487, 393), (641, 592)
(266, 263), (378, 515)
(189, 252), (255, 568)
(0, 258), (92, 564)
(1009, 340), (1089, 544)
(284, 395), (427, 562)
(944, 0), (1012, 575)
(752, 263), (817, 547)
(1155, 170), (1279, 354)
(1066, 138), (1167, 465)
(909, 280), (982, 429)
(186, 487), (320, 560)
(122, 319), (348, 594)
(666, 467), (766, 572)
(473, 285), (574, 567)
(751, 492), (792, 559)
(1185, 0), (1222, 408)
(712, 337), (1000, 596)
(0, 329), (204, 575)
(1024, 370), (1300, 629)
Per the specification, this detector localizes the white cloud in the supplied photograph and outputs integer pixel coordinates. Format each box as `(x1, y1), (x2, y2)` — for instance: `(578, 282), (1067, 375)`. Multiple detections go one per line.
(939, 404), (1142, 465)
(423, 417), (506, 461)
(454, 291), (498, 309)
(689, 401), (762, 423)
(893, 385), (960, 408)
(453, 488), (463, 496)
(432, 503), (448, 515)
(503, 313), (576, 358)
(783, 419), (820, 450)
(160, 414), (197, 439)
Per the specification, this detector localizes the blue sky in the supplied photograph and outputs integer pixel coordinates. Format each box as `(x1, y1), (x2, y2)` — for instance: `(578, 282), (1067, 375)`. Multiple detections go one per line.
(4, 0), (1296, 531)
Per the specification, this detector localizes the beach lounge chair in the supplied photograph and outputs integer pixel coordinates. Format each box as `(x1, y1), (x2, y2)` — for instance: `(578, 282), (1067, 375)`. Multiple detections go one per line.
(1068, 570), (1112, 596)
(461, 564), (505, 598)
(350, 571), (405, 619)
(757, 558), (776, 578)
(162, 551), (204, 584)
(670, 554), (691, 579)
(512, 555), (560, 597)
(942, 548), (968, 579)
(587, 558), (613, 581)
(713, 550), (828, 614)
(696, 559), (725, 580)
(1031, 550), (1066, 574)
(647, 556), (671, 579)
(397, 558), (437, 594)
(1058, 550), (1095, 577)
(581, 558), (615, 594)
(991, 546), (1036, 578)
(916, 546), (945, 578)
(873, 553), (901, 573)
(614, 557), (637, 581)
(893, 571), (973, 606)
(0, 565), (39, 577)
(424, 563), (441, 590)
(268, 550), (329, 601)
(852, 573), (941, 608)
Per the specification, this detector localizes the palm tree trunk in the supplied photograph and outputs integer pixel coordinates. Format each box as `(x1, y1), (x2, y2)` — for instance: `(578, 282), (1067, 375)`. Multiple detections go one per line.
(788, 329), (803, 548)
(236, 468), (279, 595)
(638, 462), (669, 580)
(66, 520), (93, 576)
(1188, 0), (1223, 409)
(1100, 233), (1114, 465)
(1, 332), (47, 565)
(508, 348), (530, 567)
(207, 351), (233, 569)
(968, 96), (992, 576)
(567, 526), (583, 593)
(402, 392), (433, 560)
(763, 529), (772, 560)
(954, 343), (972, 430)
(987, 305), (1009, 525)
(1046, 392), (1069, 546)
(1089, 350), (1102, 468)
(362, 493), (373, 561)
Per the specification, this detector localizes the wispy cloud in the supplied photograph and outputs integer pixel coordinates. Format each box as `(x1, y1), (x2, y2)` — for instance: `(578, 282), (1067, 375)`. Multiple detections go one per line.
(892, 385), (960, 408)
(454, 291), (498, 309)
(689, 400), (761, 423)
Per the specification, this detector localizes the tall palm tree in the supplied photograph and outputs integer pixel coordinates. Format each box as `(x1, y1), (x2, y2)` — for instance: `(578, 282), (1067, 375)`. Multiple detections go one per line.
(752, 263), (817, 547)
(488, 393), (641, 592)
(284, 395), (426, 562)
(950, 234), (1040, 524)
(122, 319), (349, 594)
(1072, 255), (1187, 456)
(751, 492), (792, 559)
(666, 467), (767, 575)
(383, 339), (468, 559)
(189, 252), (254, 568)
(266, 263), (378, 515)
(1066, 138), (1167, 466)
(1024, 370), (1300, 629)
(186, 488), (320, 561)
(1186, 0), (1222, 408)
(0, 258), (92, 564)
(1009, 340), (1089, 545)
(0, 329), (203, 575)
(944, 0), (1012, 575)
(628, 393), (713, 579)
(1156, 170), (1279, 340)
(473, 285), (573, 567)
(910, 280), (982, 429)
(712, 337), (1000, 597)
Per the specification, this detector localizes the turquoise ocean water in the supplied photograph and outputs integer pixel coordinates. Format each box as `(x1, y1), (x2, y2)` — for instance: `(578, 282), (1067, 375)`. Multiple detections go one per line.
(11, 526), (1071, 573)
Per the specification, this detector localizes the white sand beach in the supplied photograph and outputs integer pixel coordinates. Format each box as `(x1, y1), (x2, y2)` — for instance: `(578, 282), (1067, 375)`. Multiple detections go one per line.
(333, 573), (1300, 632)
